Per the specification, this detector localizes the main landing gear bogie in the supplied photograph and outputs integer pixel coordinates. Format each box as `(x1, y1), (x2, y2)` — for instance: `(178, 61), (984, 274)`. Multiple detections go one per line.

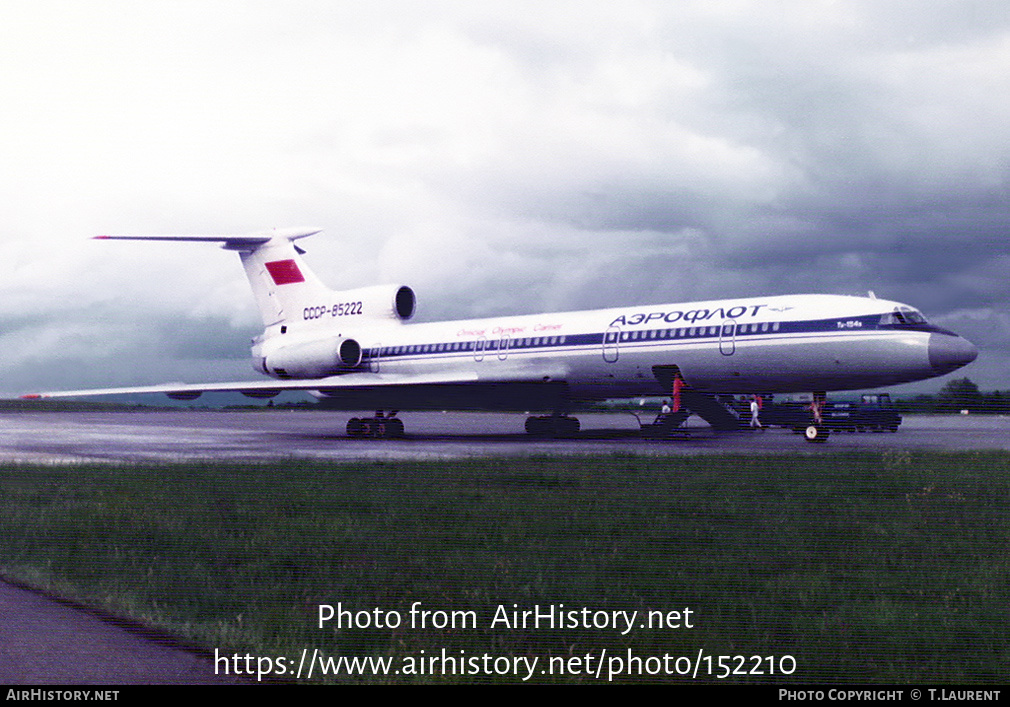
(347, 412), (405, 439)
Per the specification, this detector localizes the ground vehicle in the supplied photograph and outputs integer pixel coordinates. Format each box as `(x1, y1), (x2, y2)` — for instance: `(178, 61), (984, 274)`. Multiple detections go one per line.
(823, 393), (902, 432)
(760, 393), (901, 433)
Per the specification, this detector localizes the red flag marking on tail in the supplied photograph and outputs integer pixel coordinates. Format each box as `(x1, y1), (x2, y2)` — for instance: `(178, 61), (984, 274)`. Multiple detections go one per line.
(265, 259), (305, 285)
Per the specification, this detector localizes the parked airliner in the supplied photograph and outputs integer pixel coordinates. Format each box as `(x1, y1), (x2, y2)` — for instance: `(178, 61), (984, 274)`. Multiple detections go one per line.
(24, 228), (977, 442)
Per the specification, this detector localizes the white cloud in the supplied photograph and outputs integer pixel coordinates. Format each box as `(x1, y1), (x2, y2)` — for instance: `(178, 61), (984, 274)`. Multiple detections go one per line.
(1, 0), (1008, 394)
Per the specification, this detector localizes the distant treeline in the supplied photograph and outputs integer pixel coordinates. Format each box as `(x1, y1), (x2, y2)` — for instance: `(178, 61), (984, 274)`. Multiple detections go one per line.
(0, 399), (156, 412)
(894, 377), (1010, 415)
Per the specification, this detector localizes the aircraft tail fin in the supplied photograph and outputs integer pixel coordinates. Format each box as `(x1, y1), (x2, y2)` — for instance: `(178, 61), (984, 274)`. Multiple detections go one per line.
(95, 227), (332, 327)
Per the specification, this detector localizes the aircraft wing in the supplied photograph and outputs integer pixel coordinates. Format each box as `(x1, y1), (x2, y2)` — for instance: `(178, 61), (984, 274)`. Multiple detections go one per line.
(22, 371), (485, 401)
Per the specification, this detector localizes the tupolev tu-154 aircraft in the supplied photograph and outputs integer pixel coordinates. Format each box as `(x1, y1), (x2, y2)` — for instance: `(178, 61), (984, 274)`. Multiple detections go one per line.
(24, 227), (978, 442)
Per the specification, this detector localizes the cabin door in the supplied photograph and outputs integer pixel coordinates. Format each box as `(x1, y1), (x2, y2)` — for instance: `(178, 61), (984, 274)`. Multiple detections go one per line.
(719, 320), (736, 356)
(603, 325), (620, 363)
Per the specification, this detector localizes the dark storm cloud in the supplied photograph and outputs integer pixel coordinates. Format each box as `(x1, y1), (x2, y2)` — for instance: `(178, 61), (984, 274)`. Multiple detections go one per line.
(4, 309), (257, 395)
(438, 3), (1010, 316)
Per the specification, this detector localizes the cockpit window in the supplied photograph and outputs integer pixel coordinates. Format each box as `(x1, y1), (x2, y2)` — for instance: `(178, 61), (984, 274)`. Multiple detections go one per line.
(880, 307), (928, 327)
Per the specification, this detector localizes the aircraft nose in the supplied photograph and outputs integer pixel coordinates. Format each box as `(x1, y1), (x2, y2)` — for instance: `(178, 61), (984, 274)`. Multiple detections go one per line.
(928, 333), (979, 375)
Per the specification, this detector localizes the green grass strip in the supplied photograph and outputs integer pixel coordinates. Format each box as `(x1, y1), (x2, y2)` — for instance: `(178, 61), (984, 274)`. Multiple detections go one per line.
(1, 452), (1007, 683)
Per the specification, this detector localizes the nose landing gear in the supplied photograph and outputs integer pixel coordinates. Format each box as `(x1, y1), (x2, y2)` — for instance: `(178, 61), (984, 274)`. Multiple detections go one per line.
(804, 424), (830, 443)
(803, 393), (829, 443)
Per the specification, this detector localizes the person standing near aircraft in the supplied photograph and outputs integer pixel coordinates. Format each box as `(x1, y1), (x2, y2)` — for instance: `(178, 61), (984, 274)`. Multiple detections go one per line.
(655, 399), (672, 424)
(749, 396), (763, 429)
(807, 394), (825, 425)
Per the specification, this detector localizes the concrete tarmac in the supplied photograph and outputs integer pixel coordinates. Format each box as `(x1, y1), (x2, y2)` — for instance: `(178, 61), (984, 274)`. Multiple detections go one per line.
(1, 409), (1006, 684)
(1, 410), (1009, 464)
(0, 580), (244, 685)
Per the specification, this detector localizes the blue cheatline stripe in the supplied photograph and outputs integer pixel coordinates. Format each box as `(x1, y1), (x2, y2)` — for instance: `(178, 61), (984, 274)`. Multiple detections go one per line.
(360, 314), (932, 362)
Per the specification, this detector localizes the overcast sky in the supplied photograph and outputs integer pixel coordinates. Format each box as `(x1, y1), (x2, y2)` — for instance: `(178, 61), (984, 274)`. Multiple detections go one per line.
(1, 0), (1008, 398)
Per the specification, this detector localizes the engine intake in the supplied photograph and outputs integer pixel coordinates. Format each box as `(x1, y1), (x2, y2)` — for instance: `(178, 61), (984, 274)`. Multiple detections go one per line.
(395, 285), (415, 320)
(338, 338), (362, 367)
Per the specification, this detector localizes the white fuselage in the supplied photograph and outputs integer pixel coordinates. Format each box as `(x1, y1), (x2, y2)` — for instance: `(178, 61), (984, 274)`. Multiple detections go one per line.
(252, 292), (976, 411)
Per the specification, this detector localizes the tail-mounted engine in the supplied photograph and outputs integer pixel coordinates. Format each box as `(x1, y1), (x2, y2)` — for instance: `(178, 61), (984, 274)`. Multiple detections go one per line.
(301, 284), (415, 323)
(260, 336), (363, 379)
(257, 284), (416, 379)
(355, 284), (415, 321)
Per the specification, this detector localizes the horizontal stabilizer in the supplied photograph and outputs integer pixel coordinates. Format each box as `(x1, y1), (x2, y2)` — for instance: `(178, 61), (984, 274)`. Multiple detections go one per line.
(94, 227), (322, 251)
(93, 227), (328, 325)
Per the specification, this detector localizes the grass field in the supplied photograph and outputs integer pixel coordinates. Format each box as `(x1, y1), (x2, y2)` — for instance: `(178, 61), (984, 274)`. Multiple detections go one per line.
(0, 452), (1007, 683)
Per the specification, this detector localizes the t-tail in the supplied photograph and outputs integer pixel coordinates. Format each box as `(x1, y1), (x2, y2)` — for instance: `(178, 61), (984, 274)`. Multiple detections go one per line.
(94, 228), (416, 329)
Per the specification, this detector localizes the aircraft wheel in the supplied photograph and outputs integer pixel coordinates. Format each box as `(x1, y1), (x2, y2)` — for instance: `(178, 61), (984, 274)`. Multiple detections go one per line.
(348, 416), (404, 438)
(560, 417), (580, 436)
(386, 418), (405, 438)
(347, 418), (364, 437)
(524, 416), (554, 436)
(804, 425), (829, 443)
